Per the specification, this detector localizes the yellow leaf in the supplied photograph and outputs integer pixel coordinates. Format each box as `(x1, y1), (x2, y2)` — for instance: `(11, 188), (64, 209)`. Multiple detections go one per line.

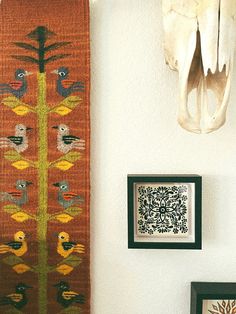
(55, 160), (74, 171)
(53, 106), (72, 116)
(12, 160), (30, 170)
(56, 264), (74, 275)
(12, 263), (31, 274)
(12, 105), (30, 116)
(55, 213), (74, 223)
(11, 211), (31, 222)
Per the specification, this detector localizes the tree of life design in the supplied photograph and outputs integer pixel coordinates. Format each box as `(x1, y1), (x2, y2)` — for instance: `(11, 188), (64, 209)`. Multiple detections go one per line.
(137, 185), (189, 235)
(208, 300), (236, 314)
(0, 26), (85, 314)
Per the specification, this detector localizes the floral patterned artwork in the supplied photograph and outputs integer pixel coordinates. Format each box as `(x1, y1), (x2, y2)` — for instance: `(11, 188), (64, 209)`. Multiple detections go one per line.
(203, 300), (236, 314)
(136, 183), (191, 237)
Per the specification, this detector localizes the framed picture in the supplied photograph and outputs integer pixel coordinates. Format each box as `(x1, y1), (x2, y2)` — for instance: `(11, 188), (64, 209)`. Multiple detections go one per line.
(191, 282), (236, 314)
(127, 175), (202, 249)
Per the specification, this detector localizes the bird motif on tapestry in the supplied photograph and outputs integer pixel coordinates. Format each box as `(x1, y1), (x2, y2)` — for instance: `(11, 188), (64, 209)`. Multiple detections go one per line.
(53, 181), (84, 209)
(0, 69), (32, 98)
(57, 231), (85, 258)
(0, 283), (32, 310)
(0, 180), (32, 207)
(51, 67), (85, 97)
(0, 231), (28, 256)
(53, 281), (85, 308)
(52, 124), (85, 154)
(0, 124), (32, 153)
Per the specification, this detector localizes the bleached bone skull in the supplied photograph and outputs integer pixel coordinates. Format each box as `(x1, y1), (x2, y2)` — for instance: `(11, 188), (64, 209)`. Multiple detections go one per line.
(162, 1), (236, 133)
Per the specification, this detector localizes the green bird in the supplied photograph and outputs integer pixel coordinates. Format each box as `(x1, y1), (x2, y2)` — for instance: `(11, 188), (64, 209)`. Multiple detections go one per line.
(0, 180), (32, 207)
(54, 281), (85, 308)
(0, 283), (32, 310)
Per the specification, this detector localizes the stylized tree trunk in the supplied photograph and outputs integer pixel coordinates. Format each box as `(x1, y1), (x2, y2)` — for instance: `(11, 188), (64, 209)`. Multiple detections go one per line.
(37, 72), (48, 314)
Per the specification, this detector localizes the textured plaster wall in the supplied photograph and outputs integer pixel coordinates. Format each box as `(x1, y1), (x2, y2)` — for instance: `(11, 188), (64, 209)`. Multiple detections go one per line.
(90, 1), (236, 314)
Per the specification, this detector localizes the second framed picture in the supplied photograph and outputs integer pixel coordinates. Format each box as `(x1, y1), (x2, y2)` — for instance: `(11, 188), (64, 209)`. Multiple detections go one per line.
(191, 282), (236, 314)
(128, 175), (202, 249)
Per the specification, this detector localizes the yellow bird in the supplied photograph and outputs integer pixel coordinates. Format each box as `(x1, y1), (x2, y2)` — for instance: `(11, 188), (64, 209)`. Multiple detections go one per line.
(0, 231), (27, 257)
(57, 231), (85, 258)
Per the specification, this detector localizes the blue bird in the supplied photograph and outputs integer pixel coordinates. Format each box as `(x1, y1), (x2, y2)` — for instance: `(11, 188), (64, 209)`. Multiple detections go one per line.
(51, 67), (85, 97)
(0, 69), (32, 98)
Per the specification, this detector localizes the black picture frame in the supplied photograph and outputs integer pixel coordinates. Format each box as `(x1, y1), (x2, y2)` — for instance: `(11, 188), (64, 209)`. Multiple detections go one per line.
(127, 175), (202, 249)
(191, 282), (236, 314)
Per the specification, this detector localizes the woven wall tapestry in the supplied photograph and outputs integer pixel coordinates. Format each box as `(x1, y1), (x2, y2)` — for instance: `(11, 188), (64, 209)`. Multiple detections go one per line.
(0, 0), (90, 313)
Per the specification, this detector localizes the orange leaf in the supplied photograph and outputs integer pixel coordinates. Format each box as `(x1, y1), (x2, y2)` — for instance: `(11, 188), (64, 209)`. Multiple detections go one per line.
(12, 263), (31, 274)
(54, 160), (74, 171)
(55, 213), (74, 223)
(53, 106), (72, 116)
(56, 264), (74, 275)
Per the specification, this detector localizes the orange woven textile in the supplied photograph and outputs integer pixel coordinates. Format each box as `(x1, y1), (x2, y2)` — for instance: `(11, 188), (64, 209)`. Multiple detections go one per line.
(0, 1), (90, 313)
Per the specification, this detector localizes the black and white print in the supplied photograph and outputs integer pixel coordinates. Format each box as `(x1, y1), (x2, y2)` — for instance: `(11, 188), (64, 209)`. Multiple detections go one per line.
(137, 184), (189, 236)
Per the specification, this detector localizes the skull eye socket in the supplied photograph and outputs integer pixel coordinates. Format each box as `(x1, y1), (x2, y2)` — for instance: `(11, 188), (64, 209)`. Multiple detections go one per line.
(59, 71), (66, 77)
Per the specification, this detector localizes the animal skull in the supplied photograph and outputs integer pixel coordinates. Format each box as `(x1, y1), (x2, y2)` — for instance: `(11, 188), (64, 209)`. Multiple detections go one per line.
(162, 0), (236, 133)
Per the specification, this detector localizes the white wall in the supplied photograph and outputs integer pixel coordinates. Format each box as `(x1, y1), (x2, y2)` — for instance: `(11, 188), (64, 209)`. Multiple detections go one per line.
(90, 1), (236, 314)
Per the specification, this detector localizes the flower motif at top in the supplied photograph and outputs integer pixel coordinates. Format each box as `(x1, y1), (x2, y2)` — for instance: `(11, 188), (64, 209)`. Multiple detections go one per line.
(137, 185), (189, 235)
(208, 300), (236, 314)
